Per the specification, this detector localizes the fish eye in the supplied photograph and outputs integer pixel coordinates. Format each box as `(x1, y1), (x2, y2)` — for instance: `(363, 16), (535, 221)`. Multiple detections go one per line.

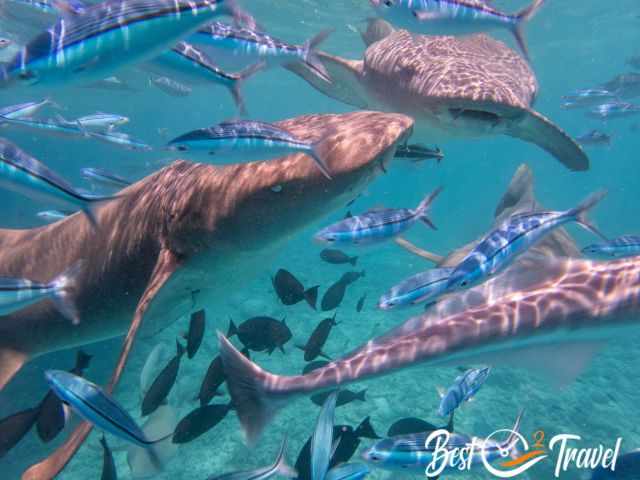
(176, 145), (187, 152)
(383, 0), (392, 6)
(19, 71), (35, 81)
(461, 281), (468, 287)
(370, 454), (381, 462)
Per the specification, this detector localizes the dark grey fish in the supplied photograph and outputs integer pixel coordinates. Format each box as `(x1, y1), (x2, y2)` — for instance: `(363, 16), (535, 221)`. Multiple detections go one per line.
(341, 271), (365, 285)
(386, 414), (454, 437)
(576, 130), (612, 147)
(141, 340), (186, 416)
(185, 309), (206, 359)
(356, 294), (366, 313)
(0, 407), (39, 457)
(37, 349), (92, 443)
(310, 389), (367, 408)
(302, 360), (329, 375)
(602, 73), (640, 99)
(319, 249), (358, 266)
(295, 417), (379, 480)
(172, 403), (231, 444)
(100, 435), (117, 480)
(272, 269), (318, 309)
(321, 271), (364, 311)
(297, 314), (338, 361)
(198, 348), (250, 406)
(227, 317), (292, 354)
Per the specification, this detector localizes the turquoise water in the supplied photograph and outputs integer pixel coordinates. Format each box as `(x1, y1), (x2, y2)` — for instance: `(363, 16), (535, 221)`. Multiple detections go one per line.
(1, 0), (640, 479)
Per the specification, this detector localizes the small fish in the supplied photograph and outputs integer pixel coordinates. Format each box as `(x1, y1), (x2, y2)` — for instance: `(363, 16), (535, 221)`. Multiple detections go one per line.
(356, 294), (366, 312)
(296, 418), (379, 480)
(45, 370), (168, 448)
(198, 356), (225, 406)
(168, 120), (332, 179)
(311, 389), (367, 408)
(312, 391), (338, 480)
(191, 22), (331, 80)
(302, 360), (330, 375)
(37, 209), (72, 222)
(297, 314), (338, 361)
(141, 340), (186, 416)
(378, 267), (453, 310)
(72, 113), (130, 131)
(362, 411), (523, 474)
(602, 73), (640, 100)
(561, 88), (617, 109)
(341, 271), (365, 285)
(591, 450), (640, 479)
(227, 317), (292, 354)
(83, 76), (137, 92)
(437, 367), (491, 417)
(582, 235), (640, 258)
(587, 102), (640, 120)
(207, 436), (295, 480)
(320, 249), (358, 266)
(325, 463), (369, 480)
(100, 435), (118, 480)
(172, 403), (231, 444)
(0, 407), (39, 457)
(576, 130), (612, 147)
(0, 99), (56, 119)
(370, 0), (545, 60)
(321, 272), (363, 311)
(0, 115), (90, 139)
(314, 188), (441, 245)
(0, 38), (11, 50)
(2, 0), (238, 87)
(85, 130), (153, 152)
(0, 138), (116, 227)
(150, 42), (263, 113)
(185, 309), (206, 359)
(272, 269), (319, 309)
(81, 167), (132, 190)
(150, 75), (193, 97)
(394, 144), (444, 162)
(37, 350), (92, 442)
(446, 191), (607, 292)
(0, 261), (82, 324)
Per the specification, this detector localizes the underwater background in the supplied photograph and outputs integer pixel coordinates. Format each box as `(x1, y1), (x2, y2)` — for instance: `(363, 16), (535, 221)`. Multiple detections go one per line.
(0, 0), (639, 478)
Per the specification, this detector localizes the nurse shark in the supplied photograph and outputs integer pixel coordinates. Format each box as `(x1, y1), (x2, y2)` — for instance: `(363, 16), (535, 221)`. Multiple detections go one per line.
(0, 111), (414, 479)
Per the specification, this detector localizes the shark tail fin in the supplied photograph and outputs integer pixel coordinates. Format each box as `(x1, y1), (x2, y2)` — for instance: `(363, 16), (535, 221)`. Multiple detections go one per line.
(415, 186), (442, 230)
(49, 260), (85, 325)
(302, 29), (334, 82)
(217, 331), (287, 445)
(230, 61), (265, 116)
(513, 0), (545, 60)
(568, 189), (608, 240)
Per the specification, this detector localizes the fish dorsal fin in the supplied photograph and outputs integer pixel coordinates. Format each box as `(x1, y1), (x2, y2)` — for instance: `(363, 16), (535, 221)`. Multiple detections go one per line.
(285, 52), (368, 109)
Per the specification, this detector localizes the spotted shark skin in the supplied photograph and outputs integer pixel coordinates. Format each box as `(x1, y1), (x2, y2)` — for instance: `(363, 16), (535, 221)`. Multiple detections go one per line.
(220, 251), (640, 443)
(0, 111), (413, 479)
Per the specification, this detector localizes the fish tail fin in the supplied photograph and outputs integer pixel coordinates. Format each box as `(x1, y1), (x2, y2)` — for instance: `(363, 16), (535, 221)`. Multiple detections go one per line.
(176, 339), (186, 357)
(568, 189), (608, 239)
(309, 142), (333, 179)
(302, 29), (333, 82)
(227, 318), (238, 338)
(350, 256), (358, 266)
(217, 331), (289, 444)
(355, 416), (380, 439)
(75, 350), (92, 373)
(415, 187), (442, 230)
(49, 260), (85, 325)
(272, 436), (297, 478)
(513, 0), (545, 60)
(502, 409), (525, 455)
(304, 285), (319, 310)
(357, 389), (367, 401)
(230, 61), (265, 116)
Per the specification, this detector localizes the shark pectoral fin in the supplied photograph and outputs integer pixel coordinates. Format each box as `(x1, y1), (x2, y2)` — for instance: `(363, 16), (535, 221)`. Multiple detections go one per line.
(21, 249), (181, 480)
(0, 348), (28, 390)
(505, 108), (589, 172)
(284, 53), (368, 109)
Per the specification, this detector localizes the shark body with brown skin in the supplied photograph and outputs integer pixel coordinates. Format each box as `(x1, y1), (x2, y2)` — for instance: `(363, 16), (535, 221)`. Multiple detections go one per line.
(0, 111), (414, 479)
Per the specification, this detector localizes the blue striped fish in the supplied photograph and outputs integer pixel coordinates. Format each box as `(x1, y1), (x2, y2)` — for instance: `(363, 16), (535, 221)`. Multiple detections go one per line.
(446, 191), (607, 292)
(312, 391), (338, 480)
(81, 167), (131, 189)
(437, 367), (491, 417)
(5, 0), (87, 15)
(0, 138), (116, 227)
(378, 267), (453, 310)
(207, 436), (296, 480)
(0, 99), (56, 119)
(2, 0), (238, 86)
(325, 463), (370, 480)
(315, 188), (441, 245)
(150, 42), (264, 114)
(45, 370), (167, 448)
(0, 261), (82, 324)
(0, 115), (91, 139)
(168, 120), (331, 178)
(582, 235), (640, 259)
(191, 22), (331, 81)
(362, 411), (523, 474)
(370, 0), (545, 59)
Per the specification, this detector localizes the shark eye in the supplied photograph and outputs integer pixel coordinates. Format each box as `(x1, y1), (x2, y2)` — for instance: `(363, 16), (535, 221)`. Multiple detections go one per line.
(461, 281), (468, 287)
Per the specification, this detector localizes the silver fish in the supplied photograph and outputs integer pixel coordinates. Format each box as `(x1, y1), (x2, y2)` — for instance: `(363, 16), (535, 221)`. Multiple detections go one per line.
(370, 0), (545, 59)
(312, 391), (338, 480)
(378, 267), (453, 309)
(437, 367), (491, 417)
(582, 235), (640, 259)
(0, 115), (88, 139)
(81, 167), (132, 189)
(73, 113), (130, 131)
(0, 138), (116, 226)
(587, 102), (640, 120)
(36, 209), (72, 222)
(314, 188), (441, 245)
(0, 99), (56, 119)
(150, 75), (193, 97)
(86, 130), (153, 152)
(576, 130), (611, 147)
